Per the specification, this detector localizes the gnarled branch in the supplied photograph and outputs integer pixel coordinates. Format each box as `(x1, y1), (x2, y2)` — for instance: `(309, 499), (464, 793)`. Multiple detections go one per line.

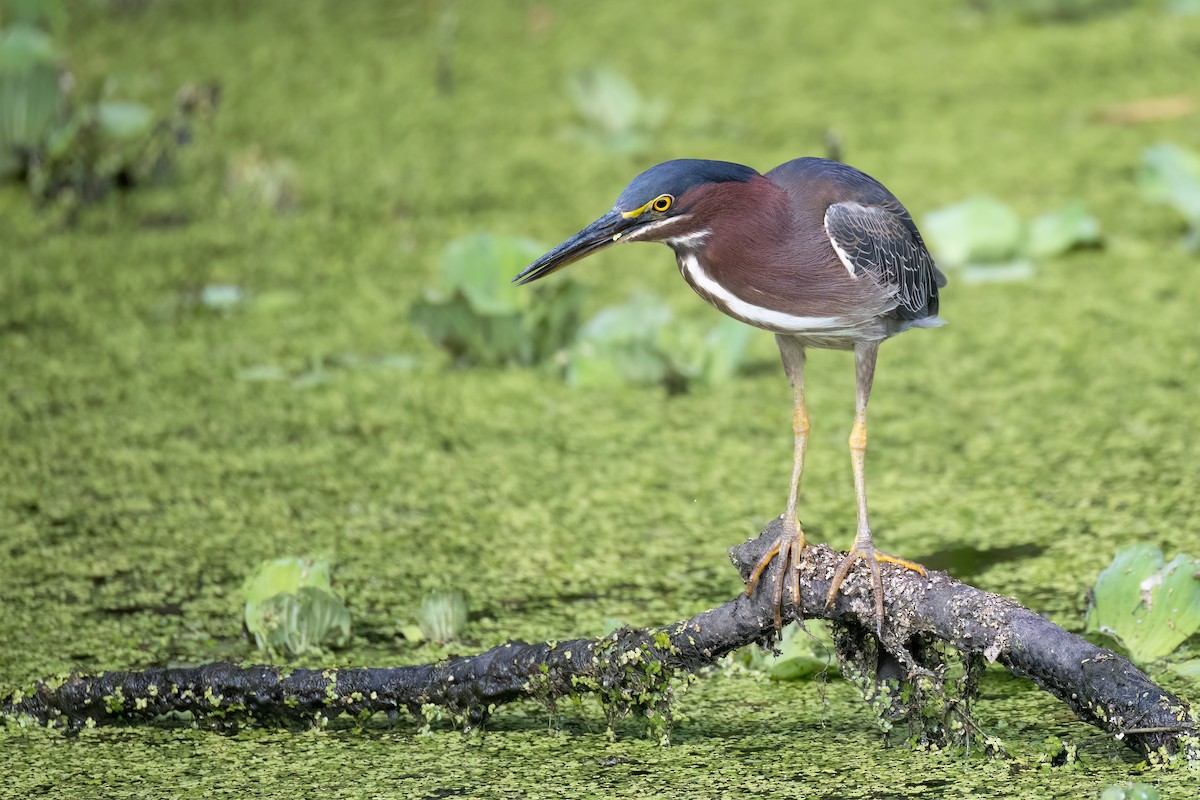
(2, 521), (1196, 760)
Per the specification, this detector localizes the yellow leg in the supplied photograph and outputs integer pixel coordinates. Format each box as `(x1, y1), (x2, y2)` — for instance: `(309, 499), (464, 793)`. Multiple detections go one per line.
(746, 336), (809, 628)
(826, 343), (925, 627)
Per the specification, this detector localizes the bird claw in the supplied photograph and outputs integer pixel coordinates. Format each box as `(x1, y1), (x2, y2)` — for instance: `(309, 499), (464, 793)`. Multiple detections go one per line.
(745, 519), (807, 629)
(826, 540), (926, 632)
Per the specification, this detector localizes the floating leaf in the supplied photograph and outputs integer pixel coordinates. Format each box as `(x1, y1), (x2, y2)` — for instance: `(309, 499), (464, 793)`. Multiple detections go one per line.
(412, 233), (585, 367)
(1085, 544), (1200, 663)
(243, 557), (350, 658)
(697, 317), (755, 386)
(731, 621), (838, 681)
(566, 294), (674, 389)
(0, 24), (63, 159)
(199, 283), (244, 311)
(566, 294), (752, 391)
(0, 24), (59, 70)
(254, 588), (351, 658)
(418, 589), (468, 645)
(96, 101), (153, 141)
(922, 195), (1025, 268)
(923, 195), (1101, 278)
(1168, 658), (1200, 682)
(244, 557), (334, 611)
(1139, 142), (1200, 249)
(1026, 201), (1102, 258)
(437, 234), (540, 314)
(1167, 0), (1200, 16)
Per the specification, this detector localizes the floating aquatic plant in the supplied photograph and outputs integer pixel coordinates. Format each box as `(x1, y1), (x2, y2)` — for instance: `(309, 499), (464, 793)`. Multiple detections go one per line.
(565, 293), (753, 393)
(412, 233), (586, 367)
(921, 195), (1101, 283)
(730, 621), (838, 681)
(418, 589), (469, 645)
(0, 14), (212, 212)
(243, 557), (351, 659)
(1085, 544), (1200, 663)
(0, 23), (63, 178)
(1139, 142), (1200, 251)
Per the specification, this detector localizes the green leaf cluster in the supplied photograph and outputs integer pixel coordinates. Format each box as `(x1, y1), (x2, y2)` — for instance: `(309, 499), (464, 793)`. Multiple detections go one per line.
(0, 24), (60, 178)
(921, 196), (1100, 282)
(730, 621), (838, 681)
(411, 234), (587, 367)
(243, 558), (351, 659)
(417, 589), (469, 645)
(0, 10), (204, 209)
(1085, 544), (1200, 663)
(1139, 142), (1200, 251)
(565, 293), (753, 393)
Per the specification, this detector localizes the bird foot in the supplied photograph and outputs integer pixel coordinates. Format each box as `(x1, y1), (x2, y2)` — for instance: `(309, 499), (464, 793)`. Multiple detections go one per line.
(826, 539), (926, 629)
(745, 517), (807, 629)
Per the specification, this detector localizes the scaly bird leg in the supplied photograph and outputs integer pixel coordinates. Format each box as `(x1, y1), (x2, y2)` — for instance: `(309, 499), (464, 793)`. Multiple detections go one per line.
(747, 336), (809, 628)
(826, 342), (926, 629)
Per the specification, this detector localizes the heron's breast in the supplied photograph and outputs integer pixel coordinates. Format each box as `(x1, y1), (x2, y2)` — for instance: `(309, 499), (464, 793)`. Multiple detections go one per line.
(674, 251), (886, 345)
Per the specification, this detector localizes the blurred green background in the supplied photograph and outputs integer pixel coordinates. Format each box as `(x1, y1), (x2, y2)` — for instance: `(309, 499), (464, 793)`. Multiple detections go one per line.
(2, 1), (1199, 797)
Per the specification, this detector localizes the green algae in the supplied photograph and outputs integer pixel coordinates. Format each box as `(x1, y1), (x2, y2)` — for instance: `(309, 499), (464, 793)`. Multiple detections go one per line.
(2, 0), (1200, 796)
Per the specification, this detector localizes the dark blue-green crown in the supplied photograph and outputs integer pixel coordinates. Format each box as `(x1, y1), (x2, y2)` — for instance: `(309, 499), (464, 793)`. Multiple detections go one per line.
(615, 159), (758, 212)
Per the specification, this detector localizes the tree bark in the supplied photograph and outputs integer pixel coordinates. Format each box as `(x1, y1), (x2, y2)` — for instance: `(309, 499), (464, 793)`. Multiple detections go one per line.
(2, 521), (1196, 760)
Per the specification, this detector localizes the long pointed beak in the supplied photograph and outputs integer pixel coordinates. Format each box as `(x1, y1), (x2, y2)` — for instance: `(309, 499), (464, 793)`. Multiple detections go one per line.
(512, 209), (632, 285)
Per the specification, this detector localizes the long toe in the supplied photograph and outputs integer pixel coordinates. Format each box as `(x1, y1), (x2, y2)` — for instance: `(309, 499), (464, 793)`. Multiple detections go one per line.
(746, 519), (807, 629)
(826, 543), (927, 628)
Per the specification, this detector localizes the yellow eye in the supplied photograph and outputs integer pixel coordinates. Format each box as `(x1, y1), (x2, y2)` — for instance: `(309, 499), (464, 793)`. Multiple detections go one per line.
(651, 194), (673, 213)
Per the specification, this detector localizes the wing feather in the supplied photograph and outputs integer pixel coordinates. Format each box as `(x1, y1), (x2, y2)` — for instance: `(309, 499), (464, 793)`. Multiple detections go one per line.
(824, 200), (945, 321)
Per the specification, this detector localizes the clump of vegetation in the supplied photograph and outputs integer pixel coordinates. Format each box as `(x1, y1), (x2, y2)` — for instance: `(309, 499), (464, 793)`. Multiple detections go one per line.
(729, 620), (838, 681)
(0, 8), (214, 214)
(418, 589), (469, 645)
(1139, 142), (1200, 251)
(566, 65), (664, 154)
(243, 557), (351, 659)
(0, 23), (61, 177)
(1085, 544), (1200, 664)
(566, 630), (682, 745)
(411, 233), (586, 367)
(415, 240), (753, 391)
(566, 293), (753, 393)
(921, 195), (1101, 282)
(834, 622), (993, 753)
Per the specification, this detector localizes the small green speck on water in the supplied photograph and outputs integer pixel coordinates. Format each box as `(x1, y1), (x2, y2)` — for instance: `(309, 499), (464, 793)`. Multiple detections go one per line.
(2, 1), (1199, 797)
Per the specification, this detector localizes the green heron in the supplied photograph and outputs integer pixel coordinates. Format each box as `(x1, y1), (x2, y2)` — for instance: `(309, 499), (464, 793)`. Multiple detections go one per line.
(514, 158), (946, 628)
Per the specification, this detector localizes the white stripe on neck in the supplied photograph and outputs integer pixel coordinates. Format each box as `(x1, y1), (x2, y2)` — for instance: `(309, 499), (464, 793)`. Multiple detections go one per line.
(678, 253), (852, 333)
(664, 229), (710, 248)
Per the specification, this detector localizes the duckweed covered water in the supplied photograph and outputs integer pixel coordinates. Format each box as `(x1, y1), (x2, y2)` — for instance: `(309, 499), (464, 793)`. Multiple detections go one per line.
(2, 1), (1199, 797)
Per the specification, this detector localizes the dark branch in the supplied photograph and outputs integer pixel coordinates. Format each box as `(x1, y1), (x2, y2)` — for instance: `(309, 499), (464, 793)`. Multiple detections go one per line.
(2, 520), (1196, 760)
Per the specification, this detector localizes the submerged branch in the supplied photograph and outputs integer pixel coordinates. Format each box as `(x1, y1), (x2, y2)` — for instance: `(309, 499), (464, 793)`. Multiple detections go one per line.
(3, 520), (1196, 760)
